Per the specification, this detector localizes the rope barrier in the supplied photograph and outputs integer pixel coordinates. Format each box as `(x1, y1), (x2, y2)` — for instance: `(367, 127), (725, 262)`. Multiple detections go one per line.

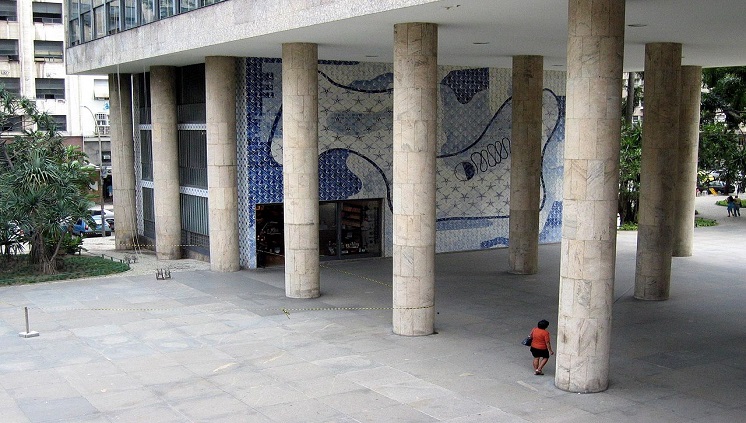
(7, 304), (434, 318)
(4, 241), (424, 323)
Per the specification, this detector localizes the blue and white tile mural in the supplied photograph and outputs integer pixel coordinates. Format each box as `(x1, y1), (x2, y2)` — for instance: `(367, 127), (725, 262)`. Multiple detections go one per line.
(237, 58), (565, 268)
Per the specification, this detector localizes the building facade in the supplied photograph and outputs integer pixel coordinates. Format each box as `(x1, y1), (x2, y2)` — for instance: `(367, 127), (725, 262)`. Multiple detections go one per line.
(0, 0), (111, 197)
(63, 0), (746, 393)
(128, 60), (566, 266)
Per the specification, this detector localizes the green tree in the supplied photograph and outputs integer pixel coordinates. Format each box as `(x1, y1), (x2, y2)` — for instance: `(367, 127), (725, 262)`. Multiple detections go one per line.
(701, 67), (746, 129)
(0, 88), (94, 273)
(622, 72), (644, 124)
(618, 122), (642, 224)
(698, 121), (745, 190)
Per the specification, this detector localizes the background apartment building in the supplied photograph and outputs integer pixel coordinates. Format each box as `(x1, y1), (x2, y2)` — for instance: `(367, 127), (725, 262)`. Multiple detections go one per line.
(0, 0), (112, 199)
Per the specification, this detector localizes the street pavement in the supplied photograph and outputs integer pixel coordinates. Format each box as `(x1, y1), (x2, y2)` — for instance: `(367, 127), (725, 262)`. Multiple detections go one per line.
(0, 194), (744, 422)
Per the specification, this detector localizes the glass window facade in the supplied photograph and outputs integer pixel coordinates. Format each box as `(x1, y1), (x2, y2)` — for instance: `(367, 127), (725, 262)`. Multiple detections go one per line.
(180, 194), (209, 251)
(0, 0), (17, 21)
(1, 115), (22, 132)
(34, 41), (64, 61)
(106, 0), (119, 33)
(69, 0), (225, 45)
(0, 39), (18, 60)
(0, 77), (20, 95)
(35, 78), (65, 99)
(38, 115), (67, 132)
(33, 2), (63, 23)
(140, 130), (153, 180)
(142, 187), (155, 238)
(177, 130), (207, 188)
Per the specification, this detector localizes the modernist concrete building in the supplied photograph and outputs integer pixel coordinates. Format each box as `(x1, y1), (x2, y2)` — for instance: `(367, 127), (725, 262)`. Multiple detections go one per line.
(64, 0), (746, 392)
(0, 0), (112, 197)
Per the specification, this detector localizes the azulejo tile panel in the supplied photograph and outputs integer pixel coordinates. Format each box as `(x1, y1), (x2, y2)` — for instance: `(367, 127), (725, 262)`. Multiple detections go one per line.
(238, 58), (565, 268)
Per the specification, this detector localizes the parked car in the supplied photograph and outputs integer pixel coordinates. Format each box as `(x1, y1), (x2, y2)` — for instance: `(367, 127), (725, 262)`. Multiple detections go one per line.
(88, 206), (115, 231)
(72, 216), (112, 236)
(88, 206), (114, 219)
(697, 180), (734, 195)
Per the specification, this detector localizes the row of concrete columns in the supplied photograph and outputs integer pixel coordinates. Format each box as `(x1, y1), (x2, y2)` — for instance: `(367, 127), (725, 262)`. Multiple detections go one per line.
(635, 43), (703, 300)
(106, 5), (704, 393)
(558, 1), (703, 392)
(109, 58), (241, 272)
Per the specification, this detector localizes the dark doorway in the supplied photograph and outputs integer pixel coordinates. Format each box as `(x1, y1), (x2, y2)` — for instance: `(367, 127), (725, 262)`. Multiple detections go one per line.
(256, 199), (383, 267)
(256, 203), (284, 267)
(320, 199), (382, 260)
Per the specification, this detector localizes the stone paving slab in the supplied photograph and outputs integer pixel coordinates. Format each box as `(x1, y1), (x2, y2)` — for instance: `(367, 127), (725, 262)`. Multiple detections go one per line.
(0, 195), (744, 422)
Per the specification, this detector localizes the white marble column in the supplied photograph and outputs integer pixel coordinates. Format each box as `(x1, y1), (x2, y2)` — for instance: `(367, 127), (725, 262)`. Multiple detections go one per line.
(282, 43), (320, 298)
(109, 73), (137, 251)
(672, 66), (702, 257)
(556, 0), (625, 393)
(635, 43), (682, 300)
(392, 22), (438, 336)
(150, 66), (182, 260)
(509, 55), (543, 275)
(206, 56), (240, 272)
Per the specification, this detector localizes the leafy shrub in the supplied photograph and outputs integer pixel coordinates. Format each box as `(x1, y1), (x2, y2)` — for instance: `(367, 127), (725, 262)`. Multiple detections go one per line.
(0, 255), (128, 285)
(694, 217), (717, 227)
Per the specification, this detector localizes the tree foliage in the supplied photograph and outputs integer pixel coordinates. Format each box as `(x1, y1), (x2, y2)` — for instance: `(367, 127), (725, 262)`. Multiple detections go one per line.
(618, 123), (642, 224)
(699, 67), (746, 191)
(0, 88), (95, 273)
(701, 67), (746, 129)
(622, 72), (644, 124)
(698, 121), (745, 189)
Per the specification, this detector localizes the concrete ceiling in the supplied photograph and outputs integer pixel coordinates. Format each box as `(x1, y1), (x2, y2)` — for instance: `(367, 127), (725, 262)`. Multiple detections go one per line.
(74, 0), (746, 74)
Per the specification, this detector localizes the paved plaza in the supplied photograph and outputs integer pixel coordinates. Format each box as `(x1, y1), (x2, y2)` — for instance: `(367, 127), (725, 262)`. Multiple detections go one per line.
(1, 195), (744, 422)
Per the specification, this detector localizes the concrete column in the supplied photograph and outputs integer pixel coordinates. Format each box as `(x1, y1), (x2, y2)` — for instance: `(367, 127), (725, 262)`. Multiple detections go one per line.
(150, 66), (181, 260)
(509, 55), (543, 275)
(108, 73), (137, 250)
(672, 66), (702, 257)
(206, 57), (240, 272)
(635, 43), (682, 300)
(392, 22), (438, 336)
(556, 0), (625, 393)
(282, 43), (320, 298)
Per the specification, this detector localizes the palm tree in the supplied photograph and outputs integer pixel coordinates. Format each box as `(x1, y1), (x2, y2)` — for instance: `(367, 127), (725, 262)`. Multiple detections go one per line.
(0, 89), (94, 274)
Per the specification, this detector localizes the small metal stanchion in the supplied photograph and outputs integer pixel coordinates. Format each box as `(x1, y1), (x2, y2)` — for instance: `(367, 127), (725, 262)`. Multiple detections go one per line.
(19, 306), (39, 338)
(155, 268), (171, 280)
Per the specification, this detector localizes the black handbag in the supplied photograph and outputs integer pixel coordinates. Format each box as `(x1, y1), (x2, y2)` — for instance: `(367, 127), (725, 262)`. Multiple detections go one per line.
(521, 336), (532, 346)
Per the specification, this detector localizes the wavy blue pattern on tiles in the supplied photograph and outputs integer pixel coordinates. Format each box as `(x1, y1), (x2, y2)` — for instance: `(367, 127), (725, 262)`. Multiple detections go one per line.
(242, 58), (565, 266)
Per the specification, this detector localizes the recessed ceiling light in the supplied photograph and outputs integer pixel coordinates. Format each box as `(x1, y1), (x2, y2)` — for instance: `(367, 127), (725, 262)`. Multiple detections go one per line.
(628, 23), (647, 28)
(365, 55), (379, 58)
(473, 42), (490, 45)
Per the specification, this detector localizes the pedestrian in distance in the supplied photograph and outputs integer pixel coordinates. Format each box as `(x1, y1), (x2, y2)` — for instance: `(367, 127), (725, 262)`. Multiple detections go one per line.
(529, 319), (554, 375)
(734, 196), (741, 217)
(727, 195), (734, 217)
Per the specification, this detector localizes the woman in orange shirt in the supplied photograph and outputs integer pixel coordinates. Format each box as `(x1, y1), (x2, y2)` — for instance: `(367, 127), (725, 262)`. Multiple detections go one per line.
(530, 319), (554, 375)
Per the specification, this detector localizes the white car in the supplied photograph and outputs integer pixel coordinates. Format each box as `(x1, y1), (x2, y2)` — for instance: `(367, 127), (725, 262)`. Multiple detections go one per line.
(88, 206), (115, 231)
(88, 206), (114, 219)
